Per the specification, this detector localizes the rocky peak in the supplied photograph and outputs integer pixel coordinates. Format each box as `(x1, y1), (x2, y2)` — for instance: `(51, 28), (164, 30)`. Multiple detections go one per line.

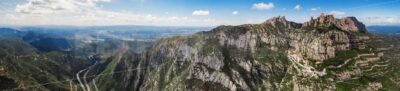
(263, 16), (288, 26)
(303, 13), (335, 27)
(317, 13), (335, 24)
(263, 16), (302, 29)
(303, 13), (367, 32)
(335, 16), (367, 32)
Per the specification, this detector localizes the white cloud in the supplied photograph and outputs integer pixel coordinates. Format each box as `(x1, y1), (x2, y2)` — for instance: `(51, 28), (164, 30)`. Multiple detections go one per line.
(252, 2), (274, 10)
(14, 0), (111, 15)
(361, 17), (400, 25)
(328, 11), (345, 16)
(1, 0), (221, 26)
(1, 10), (220, 26)
(232, 11), (239, 15)
(293, 4), (302, 11)
(192, 10), (210, 16)
(310, 7), (321, 11)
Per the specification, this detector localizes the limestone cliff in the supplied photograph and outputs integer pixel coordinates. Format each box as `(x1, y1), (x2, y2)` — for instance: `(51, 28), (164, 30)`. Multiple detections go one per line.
(92, 15), (391, 91)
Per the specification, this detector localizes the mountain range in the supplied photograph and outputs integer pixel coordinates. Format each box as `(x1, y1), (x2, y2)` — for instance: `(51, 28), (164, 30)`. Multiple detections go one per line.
(0, 14), (400, 91)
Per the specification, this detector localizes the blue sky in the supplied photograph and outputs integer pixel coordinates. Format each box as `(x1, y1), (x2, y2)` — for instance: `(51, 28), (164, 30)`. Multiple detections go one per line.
(0, 0), (399, 26)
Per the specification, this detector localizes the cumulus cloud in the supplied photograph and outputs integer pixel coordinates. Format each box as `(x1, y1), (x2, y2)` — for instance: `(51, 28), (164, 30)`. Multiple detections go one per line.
(293, 4), (302, 11)
(192, 10), (210, 16)
(232, 11), (239, 15)
(252, 2), (274, 10)
(1, 10), (220, 26)
(2, 0), (220, 26)
(328, 11), (345, 16)
(14, 0), (110, 15)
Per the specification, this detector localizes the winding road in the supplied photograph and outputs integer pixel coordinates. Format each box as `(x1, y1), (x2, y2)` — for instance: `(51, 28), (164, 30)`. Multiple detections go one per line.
(76, 57), (98, 91)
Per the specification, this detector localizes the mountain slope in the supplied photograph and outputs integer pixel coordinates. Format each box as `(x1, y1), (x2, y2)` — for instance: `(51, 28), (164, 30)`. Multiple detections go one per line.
(90, 14), (399, 91)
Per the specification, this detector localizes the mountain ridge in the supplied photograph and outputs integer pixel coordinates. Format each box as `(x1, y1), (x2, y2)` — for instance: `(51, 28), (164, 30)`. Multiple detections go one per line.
(88, 14), (393, 91)
(1, 14), (399, 91)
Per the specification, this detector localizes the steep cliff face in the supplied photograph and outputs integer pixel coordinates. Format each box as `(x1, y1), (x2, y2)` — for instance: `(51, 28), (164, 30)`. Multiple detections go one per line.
(91, 15), (393, 91)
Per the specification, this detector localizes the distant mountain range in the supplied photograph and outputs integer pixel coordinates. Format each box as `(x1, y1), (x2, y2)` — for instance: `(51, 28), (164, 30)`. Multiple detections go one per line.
(0, 26), (211, 52)
(8, 25), (211, 41)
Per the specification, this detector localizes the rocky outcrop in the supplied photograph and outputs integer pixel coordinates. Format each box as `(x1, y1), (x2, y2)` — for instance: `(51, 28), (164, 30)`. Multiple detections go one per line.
(335, 17), (367, 32)
(263, 16), (302, 29)
(93, 15), (376, 91)
(303, 13), (367, 32)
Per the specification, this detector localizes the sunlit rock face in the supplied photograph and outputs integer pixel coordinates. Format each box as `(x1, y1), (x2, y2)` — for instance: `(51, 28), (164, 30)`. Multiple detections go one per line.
(90, 14), (384, 91)
(303, 13), (367, 32)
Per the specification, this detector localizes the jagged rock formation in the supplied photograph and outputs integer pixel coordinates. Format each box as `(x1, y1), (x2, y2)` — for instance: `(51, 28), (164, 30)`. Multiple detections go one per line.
(87, 14), (395, 91)
(303, 13), (367, 32)
(263, 16), (302, 29)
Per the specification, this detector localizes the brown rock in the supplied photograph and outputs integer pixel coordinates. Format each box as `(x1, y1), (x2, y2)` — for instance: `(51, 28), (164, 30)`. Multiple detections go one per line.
(326, 15), (335, 24)
(263, 16), (302, 29)
(264, 16), (288, 27)
(334, 17), (367, 32)
(318, 13), (325, 24)
(315, 13), (335, 25)
(301, 13), (367, 33)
